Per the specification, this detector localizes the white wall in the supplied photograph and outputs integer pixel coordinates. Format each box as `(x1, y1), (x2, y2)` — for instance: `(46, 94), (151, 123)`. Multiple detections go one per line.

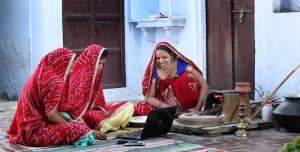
(0, 0), (30, 100)
(0, 0), (66, 100)
(31, 0), (63, 71)
(255, 0), (300, 99)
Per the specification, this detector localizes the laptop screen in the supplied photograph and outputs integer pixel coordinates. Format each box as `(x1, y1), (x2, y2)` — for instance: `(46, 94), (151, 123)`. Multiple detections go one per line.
(140, 106), (177, 139)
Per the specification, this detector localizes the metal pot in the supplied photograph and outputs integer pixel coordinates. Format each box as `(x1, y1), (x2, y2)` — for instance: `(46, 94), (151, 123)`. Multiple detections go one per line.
(273, 95), (300, 132)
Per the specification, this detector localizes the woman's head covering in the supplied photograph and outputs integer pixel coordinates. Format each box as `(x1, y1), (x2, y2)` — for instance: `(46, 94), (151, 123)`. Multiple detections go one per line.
(65, 44), (107, 119)
(38, 48), (74, 114)
(142, 42), (202, 97)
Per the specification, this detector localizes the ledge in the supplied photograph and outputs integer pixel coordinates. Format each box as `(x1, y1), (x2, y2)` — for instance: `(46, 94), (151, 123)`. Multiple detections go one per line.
(130, 16), (186, 28)
(130, 16), (186, 43)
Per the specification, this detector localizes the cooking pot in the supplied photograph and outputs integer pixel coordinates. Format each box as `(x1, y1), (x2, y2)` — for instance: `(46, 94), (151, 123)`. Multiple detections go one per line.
(273, 95), (300, 132)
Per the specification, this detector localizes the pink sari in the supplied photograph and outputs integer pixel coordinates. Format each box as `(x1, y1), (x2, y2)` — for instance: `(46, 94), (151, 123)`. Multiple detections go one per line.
(134, 42), (203, 116)
(6, 44), (126, 146)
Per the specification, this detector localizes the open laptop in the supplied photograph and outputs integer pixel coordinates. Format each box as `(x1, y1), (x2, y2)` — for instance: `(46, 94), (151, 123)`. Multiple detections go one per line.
(117, 106), (177, 140)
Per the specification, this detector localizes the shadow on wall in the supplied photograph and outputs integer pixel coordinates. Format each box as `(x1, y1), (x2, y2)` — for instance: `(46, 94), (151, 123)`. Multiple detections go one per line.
(1, 92), (18, 101)
(273, 0), (300, 13)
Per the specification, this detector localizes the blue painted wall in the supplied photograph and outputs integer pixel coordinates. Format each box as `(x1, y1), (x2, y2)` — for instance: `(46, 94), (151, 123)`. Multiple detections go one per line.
(0, 0), (30, 100)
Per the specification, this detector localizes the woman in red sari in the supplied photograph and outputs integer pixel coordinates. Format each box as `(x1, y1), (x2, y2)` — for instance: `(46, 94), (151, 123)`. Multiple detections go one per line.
(6, 44), (133, 146)
(61, 44), (133, 134)
(135, 42), (208, 116)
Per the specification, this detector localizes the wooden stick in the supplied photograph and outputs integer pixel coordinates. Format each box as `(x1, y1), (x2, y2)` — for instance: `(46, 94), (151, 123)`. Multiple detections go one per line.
(252, 64), (300, 119)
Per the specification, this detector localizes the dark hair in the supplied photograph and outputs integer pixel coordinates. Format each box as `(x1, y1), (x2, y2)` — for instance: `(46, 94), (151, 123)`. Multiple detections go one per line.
(100, 49), (108, 59)
(156, 45), (177, 59)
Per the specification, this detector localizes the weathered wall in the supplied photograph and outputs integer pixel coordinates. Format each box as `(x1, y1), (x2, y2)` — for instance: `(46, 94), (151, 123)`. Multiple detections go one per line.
(255, 0), (300, 99)
(30, 0), (63, 71)
(0, 0), (30, 100)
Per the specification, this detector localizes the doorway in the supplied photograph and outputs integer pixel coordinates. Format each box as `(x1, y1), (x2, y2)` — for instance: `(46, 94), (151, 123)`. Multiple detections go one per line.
(206, 0), (255, 92)
(63, 0), (125, 88)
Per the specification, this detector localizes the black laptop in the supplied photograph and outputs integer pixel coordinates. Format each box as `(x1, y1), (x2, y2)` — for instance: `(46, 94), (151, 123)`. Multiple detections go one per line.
(117, 106), (177, 140)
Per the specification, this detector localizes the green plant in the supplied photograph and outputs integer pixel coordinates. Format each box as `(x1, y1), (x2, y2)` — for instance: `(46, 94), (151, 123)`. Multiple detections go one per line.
(280, 136), (300, 152)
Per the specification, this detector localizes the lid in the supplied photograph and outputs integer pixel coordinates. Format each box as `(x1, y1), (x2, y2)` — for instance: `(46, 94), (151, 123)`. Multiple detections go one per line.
(283, 95), (300, 100)
(264, 99), (272, 104)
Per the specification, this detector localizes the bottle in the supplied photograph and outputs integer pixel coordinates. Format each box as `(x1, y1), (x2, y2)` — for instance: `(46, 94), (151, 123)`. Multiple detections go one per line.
(261, 100), (273, 121)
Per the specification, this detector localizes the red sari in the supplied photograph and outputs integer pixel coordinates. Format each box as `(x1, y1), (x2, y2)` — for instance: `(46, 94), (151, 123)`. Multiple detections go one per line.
(6, 44), (126, 146)
(59, 44), (106, 120)
(134, 42), (203, 116)
(58, 44), (127, 129)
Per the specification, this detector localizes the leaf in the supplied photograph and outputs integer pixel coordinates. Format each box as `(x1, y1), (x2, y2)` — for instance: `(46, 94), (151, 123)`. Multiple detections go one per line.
(293, 137), (300, 149)
(280, 137), (300, 152)
(279, 143), (296, 152)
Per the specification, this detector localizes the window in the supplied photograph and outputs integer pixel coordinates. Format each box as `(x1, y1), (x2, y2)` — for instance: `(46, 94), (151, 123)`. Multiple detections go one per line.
(130, 0), (186, 43)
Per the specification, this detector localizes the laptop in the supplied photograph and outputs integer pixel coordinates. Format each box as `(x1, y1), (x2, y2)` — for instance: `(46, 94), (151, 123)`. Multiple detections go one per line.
(117, 106), (177, 140)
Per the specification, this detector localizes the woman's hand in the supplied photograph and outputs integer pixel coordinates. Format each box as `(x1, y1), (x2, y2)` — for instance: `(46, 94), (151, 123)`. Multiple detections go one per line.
(146, 97), (170, 109)
(92, 130), (106, 140)
(47, 109), (69, 124)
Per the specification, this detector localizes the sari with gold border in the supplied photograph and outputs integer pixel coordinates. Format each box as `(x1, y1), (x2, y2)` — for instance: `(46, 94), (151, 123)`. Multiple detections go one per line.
(7, 44), (133, 146)
(134, 42), (203, 116)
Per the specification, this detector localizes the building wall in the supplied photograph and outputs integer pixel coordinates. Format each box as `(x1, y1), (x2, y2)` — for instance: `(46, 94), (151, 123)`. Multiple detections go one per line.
(30, 0), (63, 70)
(2, 0), (300, 102)
(0, 0), (206, 102)
(0, 0), (30, 100)
(0, 0), (65, 100)
(255, 0), (300, 99)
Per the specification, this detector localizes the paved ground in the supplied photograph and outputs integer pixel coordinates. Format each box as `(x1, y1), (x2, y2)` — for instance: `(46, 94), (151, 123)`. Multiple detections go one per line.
(0, 99), (299, 152)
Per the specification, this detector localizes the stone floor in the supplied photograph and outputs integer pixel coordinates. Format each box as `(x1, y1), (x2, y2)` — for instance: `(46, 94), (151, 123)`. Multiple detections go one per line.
(0, 99), (299, 152)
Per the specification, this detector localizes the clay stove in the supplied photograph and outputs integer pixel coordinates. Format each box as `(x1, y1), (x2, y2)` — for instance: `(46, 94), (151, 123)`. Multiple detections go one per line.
(205, 89), (252, 124)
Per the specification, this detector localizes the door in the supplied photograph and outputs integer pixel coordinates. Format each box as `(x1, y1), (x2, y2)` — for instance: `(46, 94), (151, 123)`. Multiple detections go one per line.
(63, 0), (125, 88)
(206, 0), (254, 92)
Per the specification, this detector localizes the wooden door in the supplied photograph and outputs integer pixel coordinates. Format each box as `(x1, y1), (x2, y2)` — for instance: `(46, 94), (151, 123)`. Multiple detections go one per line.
(63, 0), (125, 88)
(206, 0), (254, 92)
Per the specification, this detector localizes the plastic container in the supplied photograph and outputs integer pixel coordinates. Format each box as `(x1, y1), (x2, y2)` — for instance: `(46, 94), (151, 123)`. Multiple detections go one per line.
(261, 103), (273, 121)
